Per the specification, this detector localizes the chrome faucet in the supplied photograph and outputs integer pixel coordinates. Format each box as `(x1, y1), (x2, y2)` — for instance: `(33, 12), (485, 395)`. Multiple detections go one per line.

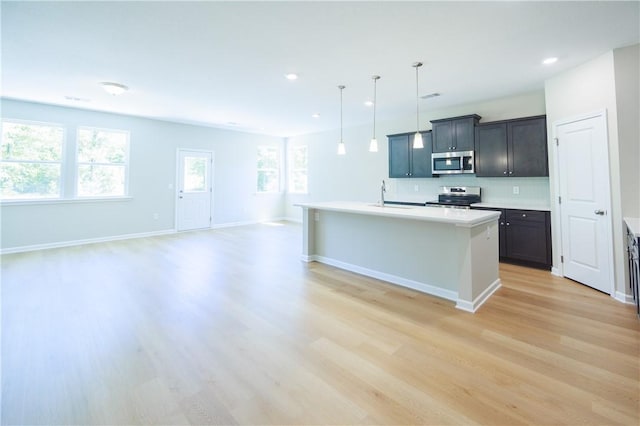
(380, 179), (386, 206)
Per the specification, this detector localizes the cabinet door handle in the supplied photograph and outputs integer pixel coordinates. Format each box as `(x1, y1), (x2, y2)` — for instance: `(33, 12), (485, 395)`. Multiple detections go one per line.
(500, 222), (504, 226)
(506, 222), (510, 226)
(406, 172), (410, 176)
(503, 171), (507, 175)
(522, 214), (527, 218)
(509, 171), (513, 175)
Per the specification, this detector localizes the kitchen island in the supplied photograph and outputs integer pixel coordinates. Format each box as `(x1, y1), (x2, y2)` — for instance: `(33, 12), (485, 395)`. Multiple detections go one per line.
(296, 202), (502, 312)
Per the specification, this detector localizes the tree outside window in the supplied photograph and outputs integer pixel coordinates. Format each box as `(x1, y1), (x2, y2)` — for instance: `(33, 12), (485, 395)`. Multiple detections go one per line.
(77, 127), (129, 197)
(0, 120), (64, 199)
(288, 145), (308, 193)
(257, 146), (280, 193)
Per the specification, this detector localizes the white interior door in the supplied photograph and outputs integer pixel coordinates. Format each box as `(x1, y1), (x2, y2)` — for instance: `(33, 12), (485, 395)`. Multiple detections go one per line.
(177, 150), (213, 231)
(556, 112), (613, 294)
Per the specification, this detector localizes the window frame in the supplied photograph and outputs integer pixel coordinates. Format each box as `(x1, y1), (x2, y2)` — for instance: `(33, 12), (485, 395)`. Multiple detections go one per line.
(75, 126), (130, 199)
(256, 145), (281, 194)
(287, 144), (308, 194)
(0, 118), (66, 201)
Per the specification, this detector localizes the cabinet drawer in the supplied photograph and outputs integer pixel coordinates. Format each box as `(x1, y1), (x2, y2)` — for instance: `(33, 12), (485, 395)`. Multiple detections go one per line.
(506, 209), (546, 223)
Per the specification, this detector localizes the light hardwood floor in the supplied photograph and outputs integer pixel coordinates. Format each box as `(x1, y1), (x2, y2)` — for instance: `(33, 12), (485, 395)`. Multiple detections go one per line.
(1, 221), (638, 425)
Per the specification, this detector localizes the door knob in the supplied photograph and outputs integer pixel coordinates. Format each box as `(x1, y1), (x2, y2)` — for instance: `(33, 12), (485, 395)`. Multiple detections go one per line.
(594, 209), (605, 215)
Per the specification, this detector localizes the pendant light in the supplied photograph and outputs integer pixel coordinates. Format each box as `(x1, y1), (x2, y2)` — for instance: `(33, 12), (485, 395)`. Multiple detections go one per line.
(412, 62), (424, 149)
(337, 85), (346, 155)
(369, 75), (381, 152)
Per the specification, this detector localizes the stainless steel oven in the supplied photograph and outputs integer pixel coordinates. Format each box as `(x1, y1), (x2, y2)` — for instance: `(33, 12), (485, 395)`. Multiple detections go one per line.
(425, 186), (481, 209)
(432, 150), (475, 175)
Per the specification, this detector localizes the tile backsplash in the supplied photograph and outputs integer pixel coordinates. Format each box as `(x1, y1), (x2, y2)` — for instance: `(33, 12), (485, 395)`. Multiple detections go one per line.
(388, 176), (550, 206)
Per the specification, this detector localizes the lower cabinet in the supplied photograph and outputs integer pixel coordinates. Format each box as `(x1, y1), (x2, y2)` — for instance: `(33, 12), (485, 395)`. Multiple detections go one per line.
(473, 207), (552, 269)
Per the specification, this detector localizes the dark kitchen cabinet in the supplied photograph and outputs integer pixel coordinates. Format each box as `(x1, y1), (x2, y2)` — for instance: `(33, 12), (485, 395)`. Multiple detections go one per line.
(388, 131), (433, 178)
(431, 114), (481, 153)
(475, 123), (508, 176)
(505, 209), (551, 267)
(472, 206), (551, 269)
(475, 116), (548, 177)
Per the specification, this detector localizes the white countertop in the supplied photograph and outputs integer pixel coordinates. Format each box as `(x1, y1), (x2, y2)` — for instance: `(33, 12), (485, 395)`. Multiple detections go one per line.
(624, 217), (640, 238)
(296, 201), (500, 227)
(381, 197), (551, 212)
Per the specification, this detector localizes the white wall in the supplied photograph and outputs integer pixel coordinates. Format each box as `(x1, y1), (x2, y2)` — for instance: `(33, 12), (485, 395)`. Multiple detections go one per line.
(285, 90), (549, 220)
(544, 49), (633, 298)
(613, 44), (640, 218)
(1, 99), (285, 251)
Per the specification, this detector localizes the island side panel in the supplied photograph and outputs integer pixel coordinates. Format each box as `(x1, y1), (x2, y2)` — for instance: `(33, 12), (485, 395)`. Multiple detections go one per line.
(300, 207), (316, 262)
(312, 210), (461, 298)
(455, 220), (501, 312)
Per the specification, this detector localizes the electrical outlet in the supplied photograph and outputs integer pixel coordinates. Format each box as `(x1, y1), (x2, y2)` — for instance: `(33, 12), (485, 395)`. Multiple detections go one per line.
(414, 184), (419, 192)
(153, 213), (159, 220)
(513, 186), (520, 195)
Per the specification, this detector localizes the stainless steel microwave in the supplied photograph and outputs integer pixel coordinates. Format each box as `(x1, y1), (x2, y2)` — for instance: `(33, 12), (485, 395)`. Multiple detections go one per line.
(432, 150), (475, 175)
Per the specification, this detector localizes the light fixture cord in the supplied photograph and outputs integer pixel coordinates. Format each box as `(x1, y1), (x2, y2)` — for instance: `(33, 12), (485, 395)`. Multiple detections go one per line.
(340, 87), (343, 142)
(373, 78), (377, 139)
(415, 66), (420, 133)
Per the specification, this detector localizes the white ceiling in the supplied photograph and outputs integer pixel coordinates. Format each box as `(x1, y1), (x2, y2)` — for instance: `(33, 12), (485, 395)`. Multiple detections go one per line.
(2, 1), (638, 137)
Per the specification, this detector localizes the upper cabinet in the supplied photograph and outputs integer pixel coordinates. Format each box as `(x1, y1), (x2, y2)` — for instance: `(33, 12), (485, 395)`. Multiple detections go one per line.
(475, 115), (548, 177)
(388, 131), (433, 178)
(430, 114), (481, 153)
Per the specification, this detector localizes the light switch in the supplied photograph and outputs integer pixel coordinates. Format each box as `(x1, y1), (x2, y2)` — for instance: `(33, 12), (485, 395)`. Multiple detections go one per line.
(513, 186), (520, 195)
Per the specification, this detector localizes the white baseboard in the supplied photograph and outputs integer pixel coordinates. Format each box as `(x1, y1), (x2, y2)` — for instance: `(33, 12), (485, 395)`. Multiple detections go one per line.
(210, 220), (259, 230)
(614, 290), (635, 305)
(551, 267), (562, 277)
(306, 254), (459, 303)
(210, 217), (292, 230)
(455, 279), (502, 313)
(1, 229), (176, 255)
(2, 217), (294, 254)
(306, 255), (501, 313)
(301, 254), (315, 263)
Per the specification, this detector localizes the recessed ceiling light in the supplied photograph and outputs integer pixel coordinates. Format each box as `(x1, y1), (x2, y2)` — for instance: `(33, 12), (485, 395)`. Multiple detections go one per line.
(101, 82), (128, 95)
(364, 100), (374, 107)
(285, 73), (298, 80)
(311, 113), (320, 118)
(542, 57), (558, 65)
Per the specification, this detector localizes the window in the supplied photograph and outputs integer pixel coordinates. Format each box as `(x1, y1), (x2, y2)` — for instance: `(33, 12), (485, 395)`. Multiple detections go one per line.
(257, 146), (280, 193)
(76, 127), (129, 197)
(288, 145), (308, 193)
(0, 120), (64, 199)
(183, 156), (207, 192)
